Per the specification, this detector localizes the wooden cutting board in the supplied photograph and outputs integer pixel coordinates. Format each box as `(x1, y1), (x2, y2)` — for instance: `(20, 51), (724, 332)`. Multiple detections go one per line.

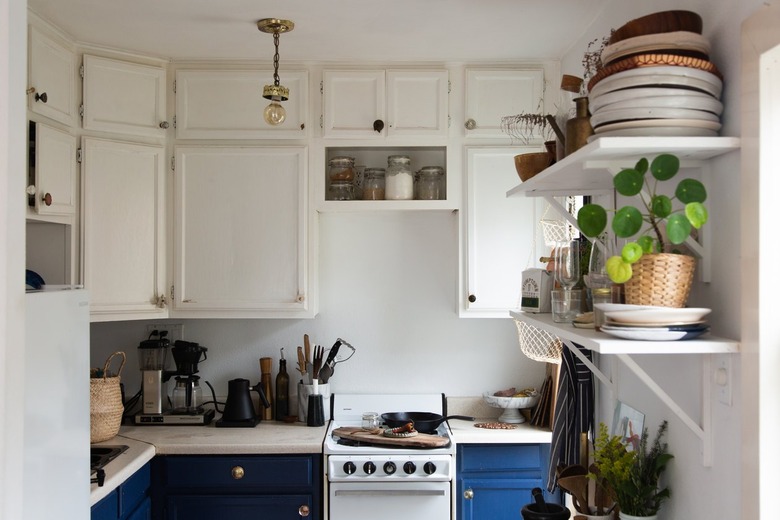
(332, 427), (450, 448)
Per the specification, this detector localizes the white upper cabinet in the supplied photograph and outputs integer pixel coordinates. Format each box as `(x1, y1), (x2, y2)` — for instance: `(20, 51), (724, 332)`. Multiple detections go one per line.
(28, 122), (77, 217)
(461, 146), (542, 317)
(175, 69), (309, 139)
(82, 55), (167, 138)
(81, 137), (167, 321)
(172, 146), (312, 318)
(28, 25), (77, 127)
(464, 69), (544, 138)
(322, 69), (448, 139)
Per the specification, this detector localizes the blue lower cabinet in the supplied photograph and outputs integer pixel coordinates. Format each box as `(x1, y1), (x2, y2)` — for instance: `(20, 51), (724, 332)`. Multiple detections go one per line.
(92, 462), (151, 520)
(152, 455), (322, 520)
(457, 444), (558, 520)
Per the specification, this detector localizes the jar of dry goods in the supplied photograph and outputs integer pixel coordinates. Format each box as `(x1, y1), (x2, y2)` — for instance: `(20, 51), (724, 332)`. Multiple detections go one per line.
(362, 168), (386, 200)
(385, 155), (413, 200)
(327, 180), (354, 201)
(328, 156), (355, 183)
(415, 166), (445, 200)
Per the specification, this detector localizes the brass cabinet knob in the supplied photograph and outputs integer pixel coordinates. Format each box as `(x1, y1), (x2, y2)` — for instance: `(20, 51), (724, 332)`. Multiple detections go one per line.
(464, 119), (476, 130)
(42, 192), (53, 206)
(468, 294), (476, 303)
(159, 121), (170, 129)
(298, 505), (310, 517)
(231, 466), (245, 479)
(464, 488), (474, 500)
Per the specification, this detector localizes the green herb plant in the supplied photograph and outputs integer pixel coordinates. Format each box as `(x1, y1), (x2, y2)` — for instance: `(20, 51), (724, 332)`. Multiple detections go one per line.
(576, 153), (708, 283)
(592, 421), (673, 516)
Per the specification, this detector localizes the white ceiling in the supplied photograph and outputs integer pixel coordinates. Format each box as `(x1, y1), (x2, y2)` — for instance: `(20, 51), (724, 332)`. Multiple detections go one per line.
(27, 0), (611, 63)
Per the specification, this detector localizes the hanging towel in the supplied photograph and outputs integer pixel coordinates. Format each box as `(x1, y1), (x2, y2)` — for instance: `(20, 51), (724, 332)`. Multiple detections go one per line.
(546, 341), (594, 491)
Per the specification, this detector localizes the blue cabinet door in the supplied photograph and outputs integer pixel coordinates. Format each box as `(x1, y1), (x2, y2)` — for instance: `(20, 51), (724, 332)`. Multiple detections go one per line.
(460, 477), (545, 520)
(166, 494), (313, 520)
(91, 489), (118, 520)
(125, 496), (151, 520)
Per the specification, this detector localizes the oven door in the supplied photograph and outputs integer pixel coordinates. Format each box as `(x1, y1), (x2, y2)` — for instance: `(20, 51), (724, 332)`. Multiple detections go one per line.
(329, 481), (451, 520)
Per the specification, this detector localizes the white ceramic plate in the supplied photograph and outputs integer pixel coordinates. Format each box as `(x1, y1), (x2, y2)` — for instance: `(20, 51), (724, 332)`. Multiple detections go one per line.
(590, 92), (723, 115)
(590, 127), (719, 139)
(591, 106), (720, 128)
(605, 307), (712, 324)
(603, 320), (707, 328)
(600, 324), (709, 341)
(601, 31), (711, 65)
(588, 67), (723, 99)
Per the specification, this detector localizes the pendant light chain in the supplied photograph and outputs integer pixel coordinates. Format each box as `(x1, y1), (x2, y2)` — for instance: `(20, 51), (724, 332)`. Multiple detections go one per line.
(272, 31), (281, 87)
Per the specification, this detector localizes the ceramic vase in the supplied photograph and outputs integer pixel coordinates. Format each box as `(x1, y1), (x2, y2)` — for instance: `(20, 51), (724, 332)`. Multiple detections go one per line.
(619, 513), (658, 520)
(565, 96), (594, 156)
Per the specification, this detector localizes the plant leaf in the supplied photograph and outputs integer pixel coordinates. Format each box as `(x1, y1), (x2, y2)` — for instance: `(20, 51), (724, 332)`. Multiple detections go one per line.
(666, 213), (692, 244)
(612, 206), (643, 237)
(577, 204), (608, 237)
(685, 202), (709, 228)
(650, 154), (680, 181)
(676, 178), (707, 203)
(637, 236), (654, 253)
(613, 168), (644, 196)
(606, 256), (633, 283)
(650, 195), (672, 218)
(635, 157), (649, 174)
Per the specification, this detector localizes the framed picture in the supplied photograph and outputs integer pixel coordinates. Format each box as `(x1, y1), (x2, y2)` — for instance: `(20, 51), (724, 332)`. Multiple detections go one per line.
(612, 401), (645, 452)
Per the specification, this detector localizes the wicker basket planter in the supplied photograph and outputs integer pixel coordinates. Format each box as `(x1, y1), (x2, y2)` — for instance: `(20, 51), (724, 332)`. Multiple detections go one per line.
(623, 253), (696, 308)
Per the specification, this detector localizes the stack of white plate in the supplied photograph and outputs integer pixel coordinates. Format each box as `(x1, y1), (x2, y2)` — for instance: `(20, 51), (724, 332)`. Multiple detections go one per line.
(587, 30), (723, 138)
(596, 304), (712, 341)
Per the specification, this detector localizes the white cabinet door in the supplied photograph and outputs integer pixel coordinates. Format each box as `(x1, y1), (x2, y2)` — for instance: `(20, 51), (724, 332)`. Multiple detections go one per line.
(386, 70), (448, 137)
(81, 137), (167, 321)
(82, 55), (167, 138)
(31, 122), (77, 216)
(464, 69), (544, 138)
(175, 69), (309, 139)
(461, 147), (542, 317)
(28, 25), (77, 126)
(322, 70), (385, 138)
(173, 146), (311, 317)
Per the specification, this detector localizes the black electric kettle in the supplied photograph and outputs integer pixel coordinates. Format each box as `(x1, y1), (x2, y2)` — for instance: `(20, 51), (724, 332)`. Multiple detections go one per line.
(216, 378), (271, 427)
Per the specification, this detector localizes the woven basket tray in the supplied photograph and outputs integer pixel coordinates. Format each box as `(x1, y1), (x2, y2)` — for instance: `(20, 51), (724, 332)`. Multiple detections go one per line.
(90, 351), (126, 443)
(623, 253), (696, 307)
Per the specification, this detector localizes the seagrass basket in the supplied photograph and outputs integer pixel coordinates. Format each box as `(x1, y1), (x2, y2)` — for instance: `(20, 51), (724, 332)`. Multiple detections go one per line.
(90, 351), (126, 443)
(623, 253), (696, 308)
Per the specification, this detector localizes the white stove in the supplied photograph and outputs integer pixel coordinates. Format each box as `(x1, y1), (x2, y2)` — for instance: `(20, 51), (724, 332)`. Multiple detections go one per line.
(324, 394), (455, 520)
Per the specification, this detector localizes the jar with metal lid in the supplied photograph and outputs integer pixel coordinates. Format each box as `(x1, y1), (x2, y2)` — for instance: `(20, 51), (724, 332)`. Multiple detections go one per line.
(361, 412), (380, 430)
(415, 166), (445, 200)
(385, 155), (413, 200)
(362, 168), (386, 200)
(328, 156), (355, 183)
(327, 180), (354, 201)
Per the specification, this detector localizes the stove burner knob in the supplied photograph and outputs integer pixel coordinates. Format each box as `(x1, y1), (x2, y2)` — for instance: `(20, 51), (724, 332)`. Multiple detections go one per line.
(423, 461), (437, 475)
(383, 461), (396, 475)
(363, 461), (376, 475)
(403, 461), (416, 474)
(343, 461), (356, 475)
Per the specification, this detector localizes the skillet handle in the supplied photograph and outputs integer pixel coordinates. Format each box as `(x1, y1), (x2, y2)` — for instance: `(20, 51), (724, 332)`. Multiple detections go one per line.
(445, 415), (475, 422)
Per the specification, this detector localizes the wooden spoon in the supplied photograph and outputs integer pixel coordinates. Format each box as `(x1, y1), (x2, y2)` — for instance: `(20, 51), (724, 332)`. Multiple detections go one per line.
(558, 475), (589, 514)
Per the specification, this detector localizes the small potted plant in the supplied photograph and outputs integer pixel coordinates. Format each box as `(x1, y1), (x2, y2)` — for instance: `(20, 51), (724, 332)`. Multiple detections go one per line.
(576, 153), (708, 307)
(592, 421), (673, 520)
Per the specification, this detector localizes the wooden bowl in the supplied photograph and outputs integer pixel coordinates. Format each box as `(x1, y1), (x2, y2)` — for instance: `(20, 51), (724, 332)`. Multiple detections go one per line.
(610, 10), (703, 44)
(514, 152), (553, 182)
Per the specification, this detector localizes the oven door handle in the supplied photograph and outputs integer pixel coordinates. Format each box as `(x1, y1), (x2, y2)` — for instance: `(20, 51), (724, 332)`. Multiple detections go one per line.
(334, 489), (447, 497)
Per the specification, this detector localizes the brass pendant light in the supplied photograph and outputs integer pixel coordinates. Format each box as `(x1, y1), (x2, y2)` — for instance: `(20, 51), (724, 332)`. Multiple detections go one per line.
(257, 18), (294, 126)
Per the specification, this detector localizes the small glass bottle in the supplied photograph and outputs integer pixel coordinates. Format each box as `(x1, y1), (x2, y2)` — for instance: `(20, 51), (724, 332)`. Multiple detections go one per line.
(385, 155), (414, 200)
(328, 156), (355, 183)
(327, 180), (354, 201)
(362, 168), (386, 200)
(415, 166), (445, 200)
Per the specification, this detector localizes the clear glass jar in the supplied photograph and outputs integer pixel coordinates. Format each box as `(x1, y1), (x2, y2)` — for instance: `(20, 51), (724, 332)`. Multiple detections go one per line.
(415, 166), (445, 200)
(327, 180), (354, 201)
(385, 155), (414, 200)
(361, 412), (380, 430)
(328, 156), (355, 183)
(362, 168), (386, 200)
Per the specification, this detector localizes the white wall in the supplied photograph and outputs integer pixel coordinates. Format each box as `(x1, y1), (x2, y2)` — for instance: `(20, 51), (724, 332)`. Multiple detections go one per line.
(558, 0), (765, 518)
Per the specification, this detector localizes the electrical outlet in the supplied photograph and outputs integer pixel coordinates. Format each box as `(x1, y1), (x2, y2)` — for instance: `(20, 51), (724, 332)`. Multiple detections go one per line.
(714, 354), (732, 406)
(145, 323), (183, 343)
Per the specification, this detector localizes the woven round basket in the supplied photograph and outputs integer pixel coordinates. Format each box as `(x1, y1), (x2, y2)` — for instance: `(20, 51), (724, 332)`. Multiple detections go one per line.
(90, 351), (126, 443)
(514, 318), (563, 364)
(623, 253), (696, 307)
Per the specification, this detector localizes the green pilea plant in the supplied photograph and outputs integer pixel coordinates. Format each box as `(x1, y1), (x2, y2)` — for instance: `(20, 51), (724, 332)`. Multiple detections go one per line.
(576, 153), (708, 283)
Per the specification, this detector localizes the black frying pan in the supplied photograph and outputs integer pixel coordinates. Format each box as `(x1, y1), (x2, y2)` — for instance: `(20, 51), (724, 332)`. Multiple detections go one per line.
(381, 412), (474, 434)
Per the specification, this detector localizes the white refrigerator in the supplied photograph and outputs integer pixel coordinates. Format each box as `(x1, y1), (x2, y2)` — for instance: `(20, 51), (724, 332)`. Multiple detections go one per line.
(24, 289), (90, 520)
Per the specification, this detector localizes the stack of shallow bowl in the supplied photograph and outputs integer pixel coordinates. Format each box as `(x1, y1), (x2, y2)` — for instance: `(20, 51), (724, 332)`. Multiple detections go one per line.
(587, 10), (723, 138)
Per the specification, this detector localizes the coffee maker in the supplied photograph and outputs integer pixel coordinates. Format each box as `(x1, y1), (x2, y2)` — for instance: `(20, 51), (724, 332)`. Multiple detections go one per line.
(134, 332), (215, 425)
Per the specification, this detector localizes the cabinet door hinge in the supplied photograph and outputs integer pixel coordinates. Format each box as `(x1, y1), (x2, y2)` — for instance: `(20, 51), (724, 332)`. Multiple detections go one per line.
(448, 80), (451, 94)
(319, 114), (323, 129)
(172, 80), (176, 94)
(79, 103), (84, 119)
(172, 115), (176, 129)
(447, 115), (451, 128)
(170, 284), (174, 302)
(76, 147), (82, 163)
(170, 156), (175, 171)
(320, 80), (323, 95)
(79, 64), (84, 79)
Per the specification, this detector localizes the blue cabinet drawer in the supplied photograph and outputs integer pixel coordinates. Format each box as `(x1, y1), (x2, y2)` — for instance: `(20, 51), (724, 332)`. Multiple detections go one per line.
(458, 444), (547, 475)
(166, 494), (313, 520)
(160, 455), (315, 489)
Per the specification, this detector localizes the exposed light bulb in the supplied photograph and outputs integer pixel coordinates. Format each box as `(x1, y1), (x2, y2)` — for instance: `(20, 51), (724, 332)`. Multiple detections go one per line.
(263, 98), (287, 126)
